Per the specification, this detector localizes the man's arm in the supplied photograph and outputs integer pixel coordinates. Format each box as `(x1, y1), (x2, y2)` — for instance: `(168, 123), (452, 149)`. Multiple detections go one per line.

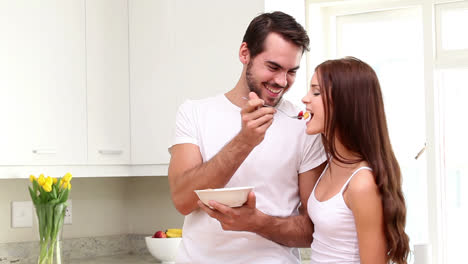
(168, 92), (275, 215)
(198, 162), (326, 247)
(169, 138), (257, 215)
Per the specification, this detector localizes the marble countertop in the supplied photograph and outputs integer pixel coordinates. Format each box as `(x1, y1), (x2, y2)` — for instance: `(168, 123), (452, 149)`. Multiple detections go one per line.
(70, 254), (310, 264)
(70, 254), (158, 264)
(1, 235), (311, 264)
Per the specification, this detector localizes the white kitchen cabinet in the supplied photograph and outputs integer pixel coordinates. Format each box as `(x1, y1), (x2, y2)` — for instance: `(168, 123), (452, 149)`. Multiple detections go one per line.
(0, 0), (87, 166)
(86, 0), (130, 165)
(0, 0), (267, 178)
(129, 0), (176, 166)
(129, 0), (264, 167)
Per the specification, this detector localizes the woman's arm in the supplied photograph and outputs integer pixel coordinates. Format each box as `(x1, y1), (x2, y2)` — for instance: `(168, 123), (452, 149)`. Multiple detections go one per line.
(345, 170), (387, 264)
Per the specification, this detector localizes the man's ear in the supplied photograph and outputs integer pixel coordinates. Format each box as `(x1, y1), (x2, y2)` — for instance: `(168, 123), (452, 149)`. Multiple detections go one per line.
(239, 42), (250, 65)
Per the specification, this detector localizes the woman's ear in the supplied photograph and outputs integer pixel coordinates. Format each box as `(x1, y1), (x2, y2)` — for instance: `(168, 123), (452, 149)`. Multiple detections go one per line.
(239, 42), (250, 65)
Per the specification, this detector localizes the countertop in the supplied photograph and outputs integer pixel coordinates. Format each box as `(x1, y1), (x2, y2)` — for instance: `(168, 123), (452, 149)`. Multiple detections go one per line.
(70, 254), (310, 264)
(70, 254), (158, 264)
(1, 235), (311, 263)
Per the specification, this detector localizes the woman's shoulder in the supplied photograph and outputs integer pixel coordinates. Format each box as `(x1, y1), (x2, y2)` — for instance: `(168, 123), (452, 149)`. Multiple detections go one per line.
(346, 165), (380, 209)
(349, 165), (376, 191)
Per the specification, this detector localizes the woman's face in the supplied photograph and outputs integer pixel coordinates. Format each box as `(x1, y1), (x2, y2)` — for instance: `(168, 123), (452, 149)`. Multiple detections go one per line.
(302, 72), (325, 135)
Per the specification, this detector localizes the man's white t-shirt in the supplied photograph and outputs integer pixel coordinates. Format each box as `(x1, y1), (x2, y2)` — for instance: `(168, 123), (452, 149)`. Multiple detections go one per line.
(171, 94), (326, 264)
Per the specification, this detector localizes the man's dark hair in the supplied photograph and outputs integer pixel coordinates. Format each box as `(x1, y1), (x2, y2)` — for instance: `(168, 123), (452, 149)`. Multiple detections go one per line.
(242, 11), (310, 58)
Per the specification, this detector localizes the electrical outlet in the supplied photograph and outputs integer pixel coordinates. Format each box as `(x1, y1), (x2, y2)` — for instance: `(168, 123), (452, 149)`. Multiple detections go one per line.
(11, 201), (33, 228)
(64, 200), (72, 225)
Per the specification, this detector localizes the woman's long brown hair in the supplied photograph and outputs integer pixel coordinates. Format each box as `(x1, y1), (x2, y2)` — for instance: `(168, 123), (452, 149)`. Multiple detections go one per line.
(316, 57), (410, 263)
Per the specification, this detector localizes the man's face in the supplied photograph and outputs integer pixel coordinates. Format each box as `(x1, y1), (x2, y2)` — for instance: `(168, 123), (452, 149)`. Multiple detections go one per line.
(245, 33), (303, 106)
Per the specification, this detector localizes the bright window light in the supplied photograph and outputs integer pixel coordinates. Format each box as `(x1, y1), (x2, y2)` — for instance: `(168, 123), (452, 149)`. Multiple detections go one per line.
(441, 9), (468, 50)
(439, 68), (468, 264)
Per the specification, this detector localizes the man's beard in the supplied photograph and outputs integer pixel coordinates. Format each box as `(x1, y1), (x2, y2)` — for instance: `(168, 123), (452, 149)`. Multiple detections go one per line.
(245, 61), (287, 107)
(246, 61), (262, 96)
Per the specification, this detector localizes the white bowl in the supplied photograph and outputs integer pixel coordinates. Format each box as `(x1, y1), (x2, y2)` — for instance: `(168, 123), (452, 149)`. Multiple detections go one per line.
(145, 236), (181, 264)
(194, 186), (254, 208)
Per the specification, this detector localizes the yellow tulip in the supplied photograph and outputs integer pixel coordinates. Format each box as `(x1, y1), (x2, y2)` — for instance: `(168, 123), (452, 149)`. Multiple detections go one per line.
(61, 181), (71, 190)
(38, 174), (46, 186)
(43, 183), (52, 192)
(63, 172), (72, 182)
(29, 175), (36, 182)
(45, 176), (53, 186)
(53, 178), (58, 184)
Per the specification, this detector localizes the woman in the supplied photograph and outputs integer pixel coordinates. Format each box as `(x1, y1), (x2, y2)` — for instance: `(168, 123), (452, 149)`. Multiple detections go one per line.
(302, 57), (410, 264)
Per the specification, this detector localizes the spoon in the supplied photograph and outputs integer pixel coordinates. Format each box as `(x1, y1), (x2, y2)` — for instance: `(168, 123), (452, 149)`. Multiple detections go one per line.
(241, 97), (307, 119)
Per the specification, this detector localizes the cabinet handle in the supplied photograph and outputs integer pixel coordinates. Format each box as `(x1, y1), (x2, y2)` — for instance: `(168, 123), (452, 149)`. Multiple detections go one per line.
(98, 150), (123, 155)
(32, 149), (57, 155)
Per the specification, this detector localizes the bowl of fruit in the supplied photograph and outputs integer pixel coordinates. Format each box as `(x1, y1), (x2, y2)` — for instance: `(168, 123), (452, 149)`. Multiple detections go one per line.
(145, 228), (182, 264)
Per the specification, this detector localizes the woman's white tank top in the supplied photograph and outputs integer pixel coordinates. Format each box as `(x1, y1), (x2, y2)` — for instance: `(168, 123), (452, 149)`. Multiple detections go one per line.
(307, 163), (372, 264)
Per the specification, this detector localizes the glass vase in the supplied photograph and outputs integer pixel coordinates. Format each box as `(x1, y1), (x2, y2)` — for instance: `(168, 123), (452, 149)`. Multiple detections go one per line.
(35, 203), (66, 264)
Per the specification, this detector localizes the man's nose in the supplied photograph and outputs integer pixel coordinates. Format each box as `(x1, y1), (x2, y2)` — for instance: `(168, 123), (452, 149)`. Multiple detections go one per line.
(274, 72), (288, 88)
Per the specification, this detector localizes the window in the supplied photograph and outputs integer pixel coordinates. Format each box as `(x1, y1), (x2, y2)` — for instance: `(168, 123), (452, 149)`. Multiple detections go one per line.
(335, 6), (428, 249)
(437, 1), (468, 52)
(335, 7), (426, 162)
(436, 2), (468, 263)
(438, 67), (468, 264)
(306, 0), (468, 263)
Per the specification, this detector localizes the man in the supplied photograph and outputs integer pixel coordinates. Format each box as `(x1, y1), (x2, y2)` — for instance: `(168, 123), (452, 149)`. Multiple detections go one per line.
(168, 11), (326, 263)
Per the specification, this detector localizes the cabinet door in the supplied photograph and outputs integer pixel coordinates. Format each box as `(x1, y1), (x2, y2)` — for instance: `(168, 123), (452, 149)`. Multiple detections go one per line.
(0, 0), (87, 165)
(86, 0), (130, 164)
(129, 0), (176, 165)
(129, 0), (264, 166)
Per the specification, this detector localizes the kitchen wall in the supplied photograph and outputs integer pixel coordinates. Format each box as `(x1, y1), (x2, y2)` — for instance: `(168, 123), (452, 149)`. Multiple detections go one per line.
(0, 176), (183, 244)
